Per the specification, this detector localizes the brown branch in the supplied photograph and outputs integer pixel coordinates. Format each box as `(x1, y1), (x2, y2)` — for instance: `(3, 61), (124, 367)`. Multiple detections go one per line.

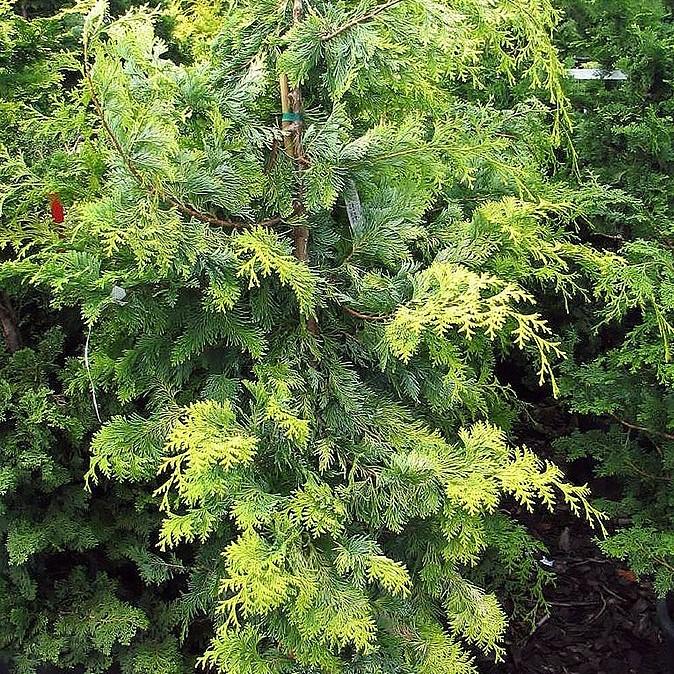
(610, 414), (674, 442)
(342, 305), (389, 322)
(626, 460), (670, 483)
(591, 231), (626, 243)
(0, 293), (20, 353)
(82, 41), (277, 230)
(321, 0), (404, 42)
(279, 74), (309, 253)
(279, 74), (296, 158)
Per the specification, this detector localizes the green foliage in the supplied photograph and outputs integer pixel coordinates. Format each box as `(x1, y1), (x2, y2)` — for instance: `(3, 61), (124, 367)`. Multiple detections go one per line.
(554, 0), (674, 593)
(0, 321), (192, 672)
(0, 0), (624, 670)
(0, 2), (201, 672)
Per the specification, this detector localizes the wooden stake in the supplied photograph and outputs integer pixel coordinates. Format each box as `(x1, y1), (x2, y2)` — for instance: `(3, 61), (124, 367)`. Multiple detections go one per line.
(279, 70), (310, 264)
(279, 74), (295, 156)
(280, 0), (318, 333)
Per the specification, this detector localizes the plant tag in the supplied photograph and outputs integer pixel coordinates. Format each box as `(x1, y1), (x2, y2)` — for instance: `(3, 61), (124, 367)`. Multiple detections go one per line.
(568, 68), (627, 80)
(344, 180), (364, 234)
(111, 286), (127, 303)
(49, 193), (65, 224)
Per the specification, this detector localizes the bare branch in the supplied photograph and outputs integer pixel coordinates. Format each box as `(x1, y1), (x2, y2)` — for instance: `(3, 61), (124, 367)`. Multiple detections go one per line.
(280, 0), (319, 335)
(342, 305), (389, 322)
(610, 413), (674, 442)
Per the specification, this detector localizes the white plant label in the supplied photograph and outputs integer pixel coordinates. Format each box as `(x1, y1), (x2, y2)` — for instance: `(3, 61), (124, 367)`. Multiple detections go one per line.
(344, 180), (364, 234)
(568, 68), (628, 81)
(111, 285), (127, 302)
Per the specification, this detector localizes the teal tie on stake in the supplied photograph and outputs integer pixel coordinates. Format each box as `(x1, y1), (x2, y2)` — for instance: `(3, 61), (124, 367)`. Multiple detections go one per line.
(282, 112), (303, 122)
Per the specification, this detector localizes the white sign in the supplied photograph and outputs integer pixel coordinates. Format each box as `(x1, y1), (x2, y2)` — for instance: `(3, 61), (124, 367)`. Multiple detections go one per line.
(568, 68), (628, 81)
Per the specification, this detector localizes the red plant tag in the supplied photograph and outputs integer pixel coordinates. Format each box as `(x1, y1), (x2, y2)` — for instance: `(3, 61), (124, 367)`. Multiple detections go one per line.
(49, 193), (64, 224)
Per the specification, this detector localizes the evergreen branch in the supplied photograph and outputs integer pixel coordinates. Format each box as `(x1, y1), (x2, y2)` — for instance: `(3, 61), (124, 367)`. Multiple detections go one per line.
(321, 0), (405, 41)
(610, 414), (674, 442)
(82, 44), (283, 230)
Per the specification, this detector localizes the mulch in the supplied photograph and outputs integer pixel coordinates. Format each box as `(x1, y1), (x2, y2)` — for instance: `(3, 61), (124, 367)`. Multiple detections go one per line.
(478, 402), (667, 674)
(481, 508), (664, 674)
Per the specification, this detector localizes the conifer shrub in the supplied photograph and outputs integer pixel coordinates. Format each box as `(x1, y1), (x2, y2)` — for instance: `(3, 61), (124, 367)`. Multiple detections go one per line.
(0, 0), (624, 670)
(553, 0), (674, 594)
(0, 3), (200, 672)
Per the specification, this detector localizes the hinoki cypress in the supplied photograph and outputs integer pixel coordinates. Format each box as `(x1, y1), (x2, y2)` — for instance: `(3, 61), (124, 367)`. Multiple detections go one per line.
(0, 0), (632, 671)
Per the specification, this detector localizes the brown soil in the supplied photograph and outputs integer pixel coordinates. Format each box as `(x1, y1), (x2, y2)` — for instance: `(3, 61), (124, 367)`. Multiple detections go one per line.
(479, 403), (666, 674)
(482, 508), (664, 673)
